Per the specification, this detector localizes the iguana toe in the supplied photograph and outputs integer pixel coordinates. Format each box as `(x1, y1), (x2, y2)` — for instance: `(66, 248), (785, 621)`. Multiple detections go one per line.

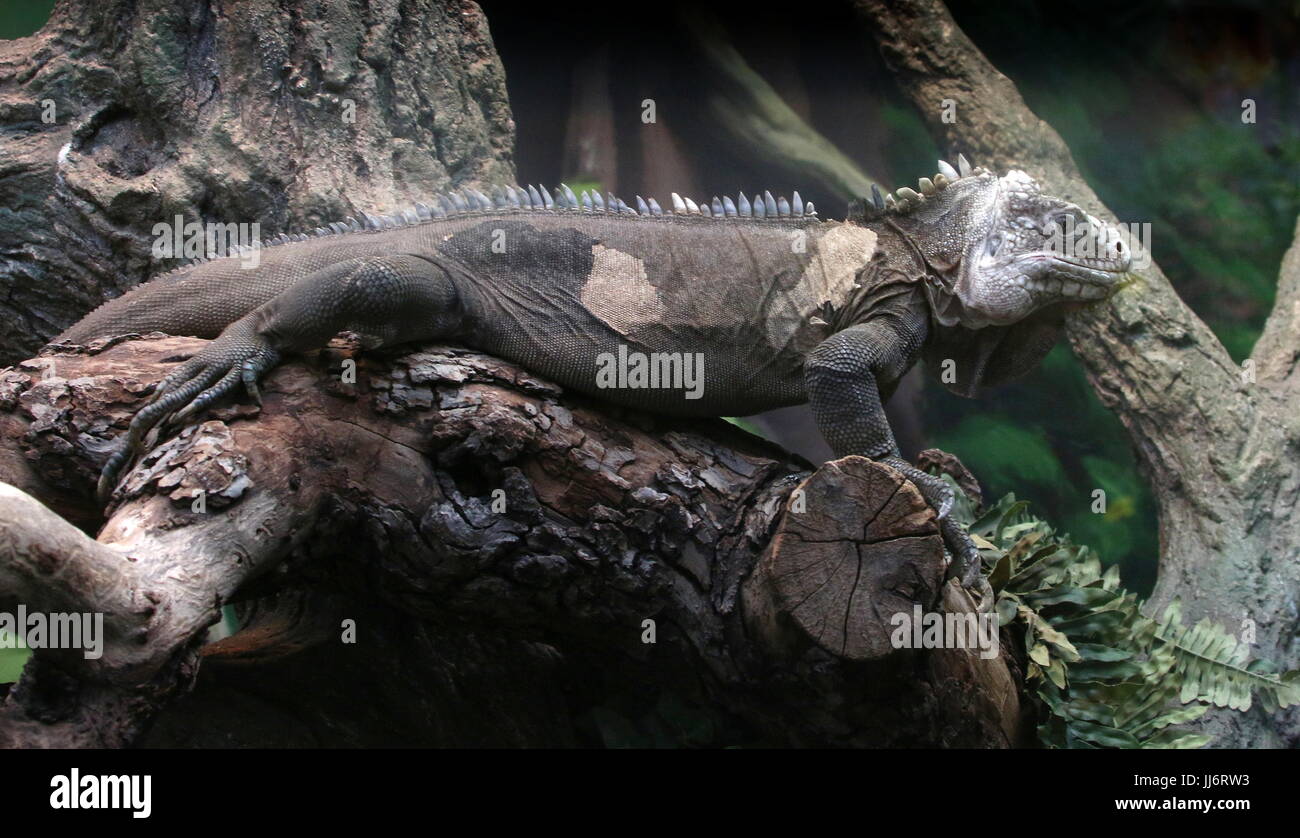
(882, 455), (988, 592)
(96, 333), (277, 503)
(172, 367), (241, 423)
(240, 350), (278, 405)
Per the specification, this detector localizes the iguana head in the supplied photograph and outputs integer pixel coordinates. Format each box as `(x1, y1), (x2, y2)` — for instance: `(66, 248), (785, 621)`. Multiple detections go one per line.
(881, 159), (1131, 329)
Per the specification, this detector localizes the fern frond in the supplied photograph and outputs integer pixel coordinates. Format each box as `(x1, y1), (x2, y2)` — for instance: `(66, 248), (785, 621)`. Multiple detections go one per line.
(943, 480), (1300, 749)
(1154, 601), (1300, 712)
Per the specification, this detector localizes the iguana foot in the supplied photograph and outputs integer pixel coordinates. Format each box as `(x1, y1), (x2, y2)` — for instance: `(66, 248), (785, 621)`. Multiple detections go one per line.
(880, 455), (987, 593)
(97, 326), (279, 503)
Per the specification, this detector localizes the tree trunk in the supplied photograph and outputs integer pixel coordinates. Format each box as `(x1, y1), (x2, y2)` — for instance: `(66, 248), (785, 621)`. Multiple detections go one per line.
(853, 0), (1300, 747)
(0, 334), (1030, 747)
(0, 0), (514, 365)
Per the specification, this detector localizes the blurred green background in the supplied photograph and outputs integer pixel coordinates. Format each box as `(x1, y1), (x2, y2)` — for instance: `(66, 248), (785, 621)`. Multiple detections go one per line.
(0, 1), (53, 40)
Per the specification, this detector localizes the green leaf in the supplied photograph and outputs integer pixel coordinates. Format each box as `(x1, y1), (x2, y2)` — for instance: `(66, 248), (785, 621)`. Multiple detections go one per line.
(982, 494), (1300, 750)
(1074, 644), (1134, 662)
(1066, 660), (1143, 684)
(1067, 720), (1140, 749)
(1024, 585), (1120, 610)
(1047, 658), (1068, 690)
(1142, 728), (1212, 750)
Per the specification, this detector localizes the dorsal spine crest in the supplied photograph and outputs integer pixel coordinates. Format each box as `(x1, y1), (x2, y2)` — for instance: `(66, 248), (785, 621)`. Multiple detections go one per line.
(166, 183), (822, 274)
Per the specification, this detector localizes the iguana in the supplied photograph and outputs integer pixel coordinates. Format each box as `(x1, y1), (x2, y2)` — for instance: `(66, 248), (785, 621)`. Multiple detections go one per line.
(55, 157), (1131, 588)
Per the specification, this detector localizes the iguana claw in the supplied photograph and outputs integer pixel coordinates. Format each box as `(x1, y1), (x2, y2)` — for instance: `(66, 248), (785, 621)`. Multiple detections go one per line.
(882, 455), (988, 597)
(96, 330), (279, 503)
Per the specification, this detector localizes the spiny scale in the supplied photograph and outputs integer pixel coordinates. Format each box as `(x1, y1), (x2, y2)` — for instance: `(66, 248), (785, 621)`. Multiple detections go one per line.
(861, 154), (986, 218)
(182, 182), (820, 267)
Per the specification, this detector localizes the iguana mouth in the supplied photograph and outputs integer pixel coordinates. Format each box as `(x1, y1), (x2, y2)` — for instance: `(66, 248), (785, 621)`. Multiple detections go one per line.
(1014, 251), (1130, 295)
(1029, 262), (1124, 281)
(1011, 271), (1113, 299)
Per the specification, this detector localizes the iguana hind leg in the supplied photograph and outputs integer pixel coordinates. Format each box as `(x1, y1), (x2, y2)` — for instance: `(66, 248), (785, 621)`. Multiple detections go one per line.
(98, 254), (465, 502)
(805, 319), (987, 593)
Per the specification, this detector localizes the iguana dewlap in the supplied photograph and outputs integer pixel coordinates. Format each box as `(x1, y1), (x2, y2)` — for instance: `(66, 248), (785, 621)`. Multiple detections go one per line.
(56, 159), (1132, 587)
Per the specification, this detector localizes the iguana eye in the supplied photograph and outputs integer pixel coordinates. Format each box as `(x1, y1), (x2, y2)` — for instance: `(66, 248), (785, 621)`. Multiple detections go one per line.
(986, 233), (1003, 255)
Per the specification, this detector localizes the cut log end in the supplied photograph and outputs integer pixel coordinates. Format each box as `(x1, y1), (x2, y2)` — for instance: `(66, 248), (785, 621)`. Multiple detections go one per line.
(742, 456), (946, 661)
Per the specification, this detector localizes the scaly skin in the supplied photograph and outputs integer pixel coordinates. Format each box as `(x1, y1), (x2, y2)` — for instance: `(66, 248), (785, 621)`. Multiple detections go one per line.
(56, 162), (1132, 593)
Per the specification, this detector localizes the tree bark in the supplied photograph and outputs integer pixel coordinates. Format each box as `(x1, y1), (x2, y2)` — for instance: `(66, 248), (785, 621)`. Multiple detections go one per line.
(0, 335), (1030, 747)
(0, 0), (514, 365)
(853, 0), (1300, 747)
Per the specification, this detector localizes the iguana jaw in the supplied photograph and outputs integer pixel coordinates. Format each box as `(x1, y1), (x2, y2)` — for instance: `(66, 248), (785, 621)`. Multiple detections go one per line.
(997, 247), (1127, 296)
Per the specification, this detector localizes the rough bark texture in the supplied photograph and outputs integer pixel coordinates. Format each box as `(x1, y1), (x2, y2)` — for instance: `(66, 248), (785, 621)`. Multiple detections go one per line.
(854, 0), (1300, 747)
(0, 335), (1030, 747)
(0, 0), (514, 365)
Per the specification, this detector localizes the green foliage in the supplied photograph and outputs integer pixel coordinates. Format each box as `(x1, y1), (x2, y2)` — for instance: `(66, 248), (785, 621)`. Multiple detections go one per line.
(1109, 117), (1300, 363)
(929, 346), (1157, 593)
(960, 490), (1300, 749)
(934, 416), (1067, 490)
(1155, 601), (1300, 713)
(0, 2), (55, 40)
(0, 644), (31, 684)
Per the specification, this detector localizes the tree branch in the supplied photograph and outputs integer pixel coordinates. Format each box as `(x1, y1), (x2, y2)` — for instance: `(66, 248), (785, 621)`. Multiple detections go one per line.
(680, 9), (884, 198)
(852, 0), (1300, 747)
(0, 0), (515, 365)
(1253, 217), (1300, 391)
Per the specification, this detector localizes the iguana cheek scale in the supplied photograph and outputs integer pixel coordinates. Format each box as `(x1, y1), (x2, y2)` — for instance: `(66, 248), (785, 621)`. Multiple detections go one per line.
(55, 158), (1132, 589)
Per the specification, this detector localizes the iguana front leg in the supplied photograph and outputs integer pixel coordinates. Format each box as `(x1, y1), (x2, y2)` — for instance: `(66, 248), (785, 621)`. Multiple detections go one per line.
(805, 318), (986, 591)
(98, 254), (465, 501)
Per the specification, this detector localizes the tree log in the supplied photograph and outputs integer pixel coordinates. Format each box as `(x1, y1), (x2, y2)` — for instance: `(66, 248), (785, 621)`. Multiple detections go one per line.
(742, 459), (946, 661)
(0, 335), (1030, 746)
